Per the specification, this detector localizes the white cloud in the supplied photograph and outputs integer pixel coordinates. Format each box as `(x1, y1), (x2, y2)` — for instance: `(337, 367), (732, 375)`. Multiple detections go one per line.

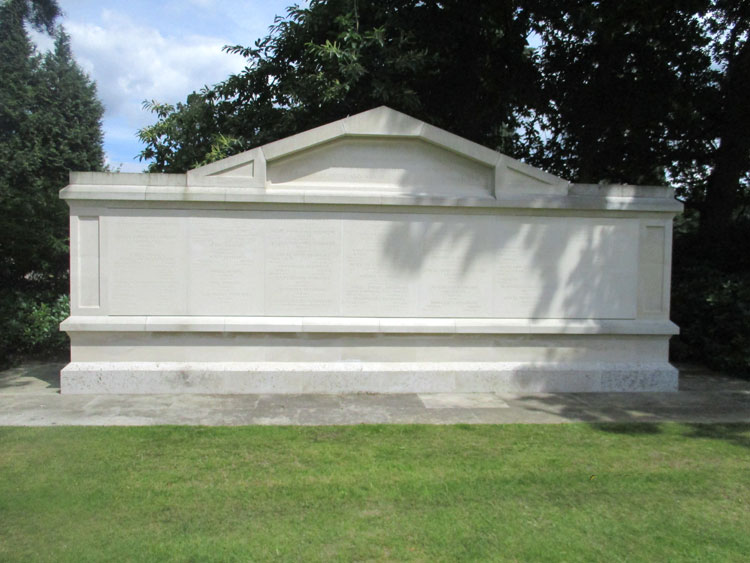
(65, 9), (247, 129)
(29, 2), (286, 164)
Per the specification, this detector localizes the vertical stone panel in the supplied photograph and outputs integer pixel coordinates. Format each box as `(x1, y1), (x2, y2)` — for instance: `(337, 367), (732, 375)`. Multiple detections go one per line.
(77, 216), (100, 308)
(639, 225), (666, 313)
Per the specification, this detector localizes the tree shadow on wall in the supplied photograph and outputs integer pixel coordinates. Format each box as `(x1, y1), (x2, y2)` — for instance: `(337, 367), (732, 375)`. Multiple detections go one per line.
(381, 210), (636, 320)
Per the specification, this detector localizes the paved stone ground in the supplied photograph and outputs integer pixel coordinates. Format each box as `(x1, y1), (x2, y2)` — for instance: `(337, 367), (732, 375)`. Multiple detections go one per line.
(0, 361), (749, 426)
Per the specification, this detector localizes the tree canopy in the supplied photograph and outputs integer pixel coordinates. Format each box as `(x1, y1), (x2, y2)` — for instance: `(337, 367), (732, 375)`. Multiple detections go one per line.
(138, 0), (541, 171)
(137, 0), (748, 239)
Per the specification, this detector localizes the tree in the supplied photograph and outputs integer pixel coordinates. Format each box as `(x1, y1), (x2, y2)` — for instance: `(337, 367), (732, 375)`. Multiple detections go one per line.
(0, 0), (61, 153)
(0, 0), (104, 366)
(139, 0), (541, 172)
(0, 0), (104, 297)
(527, 0), (748, 240)
(0, 0), (52, 293)
(526, 0), (715, 185)
(693, 1), (749, 239)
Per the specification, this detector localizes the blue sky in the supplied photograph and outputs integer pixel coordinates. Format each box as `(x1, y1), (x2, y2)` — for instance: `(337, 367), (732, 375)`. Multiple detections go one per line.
(32, 0), (303, 172)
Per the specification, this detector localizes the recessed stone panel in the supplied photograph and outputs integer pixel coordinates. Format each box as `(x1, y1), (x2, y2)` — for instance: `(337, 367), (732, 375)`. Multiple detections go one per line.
(187, 217), (265, 315)
(76, 216), (100, 309)
(98, 211), (639, 319)
(267, 137), (494, 197)
(263, 217), (342, 315)
(639, 225), (667, 313)
(105, 216), (188, 315)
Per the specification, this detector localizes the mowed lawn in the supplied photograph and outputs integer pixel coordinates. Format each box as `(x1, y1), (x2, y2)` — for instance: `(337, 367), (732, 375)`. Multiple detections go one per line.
(1, 424), (749, 562)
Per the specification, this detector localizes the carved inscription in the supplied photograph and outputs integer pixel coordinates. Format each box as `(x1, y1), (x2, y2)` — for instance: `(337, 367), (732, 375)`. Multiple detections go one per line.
(342, 220), (416, 316)
(490, 219), (638, 319)
(188, 218), (265, 315)
(493, 248), (545, 318)
(418, 225), (492, 316)
(264, 219), (341, 315)
(102, 212), (639, 319)
(107, 217), (187, 314)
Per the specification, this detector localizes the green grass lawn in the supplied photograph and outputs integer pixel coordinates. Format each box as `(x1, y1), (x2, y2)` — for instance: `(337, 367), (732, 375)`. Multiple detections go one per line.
(1, 424), (749, 562)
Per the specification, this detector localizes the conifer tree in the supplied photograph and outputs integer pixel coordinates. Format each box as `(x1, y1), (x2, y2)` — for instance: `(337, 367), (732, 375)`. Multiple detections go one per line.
(0, 0), (103, 296)
(0, 0), (104, 363)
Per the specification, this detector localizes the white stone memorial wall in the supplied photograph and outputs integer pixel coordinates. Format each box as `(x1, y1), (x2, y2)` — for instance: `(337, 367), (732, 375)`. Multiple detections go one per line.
(60, 107), (681, 393)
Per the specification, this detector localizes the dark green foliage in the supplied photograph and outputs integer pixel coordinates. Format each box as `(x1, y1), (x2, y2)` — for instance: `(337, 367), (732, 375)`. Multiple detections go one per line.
(0, 0), (103, 366)
(698, 2), (750, 238)
(10, 0), (60, 33)
(0, 292), (69, 366)
(527, 0), (716, 185)
(671, 214), (750, 375)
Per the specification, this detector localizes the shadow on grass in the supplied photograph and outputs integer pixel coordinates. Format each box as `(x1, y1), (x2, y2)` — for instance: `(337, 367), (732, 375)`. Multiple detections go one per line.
(508, 366), (750, 433)
(592, 423), (663, 434)
(680, 423), (750, 449)
(589, 422), (750, 449)
(505, 366), (750, 448)
(507, 392), (750, 448)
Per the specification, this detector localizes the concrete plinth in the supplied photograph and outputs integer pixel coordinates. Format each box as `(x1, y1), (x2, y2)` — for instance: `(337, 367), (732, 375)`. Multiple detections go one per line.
(61, 361), (678, 394)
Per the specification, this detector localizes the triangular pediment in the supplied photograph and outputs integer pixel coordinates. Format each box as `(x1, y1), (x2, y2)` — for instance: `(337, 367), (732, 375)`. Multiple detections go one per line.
(186, 106), (569, 198)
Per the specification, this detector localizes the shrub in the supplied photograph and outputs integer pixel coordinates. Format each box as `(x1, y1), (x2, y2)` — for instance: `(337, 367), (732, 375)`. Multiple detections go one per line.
(0, 292), (69, 368)
(671, 214), (750, 376)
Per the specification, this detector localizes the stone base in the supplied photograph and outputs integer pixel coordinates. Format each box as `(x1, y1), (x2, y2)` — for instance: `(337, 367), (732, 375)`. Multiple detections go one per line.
(60, 361), (678, 394)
